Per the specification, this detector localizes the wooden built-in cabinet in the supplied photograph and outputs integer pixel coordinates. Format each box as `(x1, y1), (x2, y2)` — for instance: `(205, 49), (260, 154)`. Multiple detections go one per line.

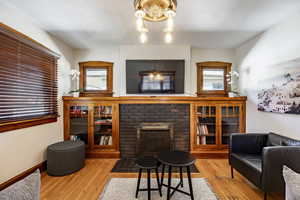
(64, 100), (120, 158)
(191, 102), (245, 156)
(63, 96), (246, 158)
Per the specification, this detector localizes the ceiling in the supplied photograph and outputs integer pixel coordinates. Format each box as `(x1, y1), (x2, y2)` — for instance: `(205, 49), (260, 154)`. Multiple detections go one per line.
(4, 0), (300, 49)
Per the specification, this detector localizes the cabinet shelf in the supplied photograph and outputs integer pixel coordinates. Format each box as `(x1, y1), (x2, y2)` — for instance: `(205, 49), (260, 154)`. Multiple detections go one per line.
(198, 134), (215, 136)
(95, 122), (112, 126)
(198, 123), (216, 125)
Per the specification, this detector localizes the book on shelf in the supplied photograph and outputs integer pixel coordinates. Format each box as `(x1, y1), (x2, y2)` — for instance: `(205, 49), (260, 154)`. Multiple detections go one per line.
(99, 135), (113, 145)
(196, 117), (210, 145)
(95, 106), (112, 116)
(70, 106), (88, 117)
(95, 119), (112, 125)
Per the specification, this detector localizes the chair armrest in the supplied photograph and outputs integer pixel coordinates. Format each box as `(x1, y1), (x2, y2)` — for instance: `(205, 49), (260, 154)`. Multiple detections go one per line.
(230, 133), (268, 155)
(262, 146), (300, 193)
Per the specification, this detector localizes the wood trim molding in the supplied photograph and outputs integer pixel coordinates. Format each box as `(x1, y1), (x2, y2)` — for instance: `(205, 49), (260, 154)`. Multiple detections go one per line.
(0, 116), (57, 133)
(0, 161), (46, 191)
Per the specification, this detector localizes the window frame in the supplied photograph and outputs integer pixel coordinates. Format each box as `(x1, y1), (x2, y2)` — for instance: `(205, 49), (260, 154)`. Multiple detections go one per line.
(0, 23), (60, 133)
(197, 61), (232, 97)
(79, 61), (113, 97)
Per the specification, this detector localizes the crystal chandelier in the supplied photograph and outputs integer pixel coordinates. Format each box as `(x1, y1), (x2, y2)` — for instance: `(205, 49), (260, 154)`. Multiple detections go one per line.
(134, 0), (177, 43)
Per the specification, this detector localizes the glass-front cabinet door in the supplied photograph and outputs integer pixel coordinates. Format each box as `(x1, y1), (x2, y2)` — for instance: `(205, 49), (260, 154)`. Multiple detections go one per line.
(69, 105), (89, 145)
(195, 105), (217, 146)
(65, 103), (119, 151)
(220, 105), (242, 146)
(92, 104), (117, 149)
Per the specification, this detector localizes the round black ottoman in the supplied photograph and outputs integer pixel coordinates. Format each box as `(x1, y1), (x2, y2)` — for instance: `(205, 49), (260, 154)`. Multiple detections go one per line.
(47, 140), (85, 176)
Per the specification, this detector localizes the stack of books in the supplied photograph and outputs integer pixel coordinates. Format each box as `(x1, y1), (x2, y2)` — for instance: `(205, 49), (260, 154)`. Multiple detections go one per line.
(99, 135), (112, 145)
(196, 118), (209, 145)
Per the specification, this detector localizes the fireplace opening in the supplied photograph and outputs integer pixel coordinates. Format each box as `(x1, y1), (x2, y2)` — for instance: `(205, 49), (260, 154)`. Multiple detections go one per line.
(136, 123), (174, 158)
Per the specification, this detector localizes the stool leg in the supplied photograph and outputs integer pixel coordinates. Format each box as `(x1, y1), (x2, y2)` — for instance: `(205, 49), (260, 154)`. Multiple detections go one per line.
(161, 164), (165, 187)
(135, 168), (142, 198)
(187, 166), (194, 200)
(167, 166), (172, 200)
(155, 168), (162, 197)
(180, 167), (184, 187)
(147, 169), (151, 200)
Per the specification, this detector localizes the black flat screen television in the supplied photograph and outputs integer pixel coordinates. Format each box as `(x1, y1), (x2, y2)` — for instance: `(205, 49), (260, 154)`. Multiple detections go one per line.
(126, 60), (185, 94)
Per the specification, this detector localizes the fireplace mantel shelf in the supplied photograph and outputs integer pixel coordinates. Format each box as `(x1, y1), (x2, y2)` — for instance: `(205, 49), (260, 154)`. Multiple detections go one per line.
(63, 96), (247, 103)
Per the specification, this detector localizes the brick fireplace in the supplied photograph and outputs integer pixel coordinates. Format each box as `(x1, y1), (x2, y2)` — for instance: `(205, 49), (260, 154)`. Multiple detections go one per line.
(119, 104), (190, 158)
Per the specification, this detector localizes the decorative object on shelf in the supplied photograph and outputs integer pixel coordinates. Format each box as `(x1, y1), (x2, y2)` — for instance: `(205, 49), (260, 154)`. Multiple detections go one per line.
(226, 70), (240, 97)
(70, 69), (80, 80)
(134, 0), (177, 43)
(69, 69), (80, 97)
(258, 58), (300, 114)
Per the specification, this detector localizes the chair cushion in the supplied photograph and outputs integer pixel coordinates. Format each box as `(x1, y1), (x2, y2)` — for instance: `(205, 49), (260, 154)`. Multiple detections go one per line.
(283, 166), (300, 200)
(0, 170), (40, 200)
(231, 153), (262, 187)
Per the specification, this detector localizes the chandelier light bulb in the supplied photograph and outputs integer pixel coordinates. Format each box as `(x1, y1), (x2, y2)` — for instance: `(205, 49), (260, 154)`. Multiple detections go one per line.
(165, 32), (172, 43)
(140, 32), (148, 43)
(167, 17), (174, 31)
(135, 9), (145, 18)
(165, 9), (176, 18)
(136, 17), (144, 31)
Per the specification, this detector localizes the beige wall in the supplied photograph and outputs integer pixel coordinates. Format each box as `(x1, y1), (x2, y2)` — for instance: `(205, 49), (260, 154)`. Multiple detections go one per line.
(0, 2), (73, 184)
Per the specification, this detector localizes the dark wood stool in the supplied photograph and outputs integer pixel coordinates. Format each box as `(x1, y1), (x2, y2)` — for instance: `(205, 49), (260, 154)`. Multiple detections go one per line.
(158, 151), (196, 200)
(135, 156), (162, 200)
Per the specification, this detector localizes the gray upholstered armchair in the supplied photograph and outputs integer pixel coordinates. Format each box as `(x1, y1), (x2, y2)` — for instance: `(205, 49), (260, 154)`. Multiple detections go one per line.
(229, 132), (300, 200)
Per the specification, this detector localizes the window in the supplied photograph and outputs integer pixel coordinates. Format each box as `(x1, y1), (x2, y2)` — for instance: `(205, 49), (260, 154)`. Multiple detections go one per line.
(0, 24), (59, 133)
(85, 68), (107, 90)
(203, 69), (225, 90)
(139, 71), (175, 93)
(197, 62), (232, 96)
(79, 61), (113, 97)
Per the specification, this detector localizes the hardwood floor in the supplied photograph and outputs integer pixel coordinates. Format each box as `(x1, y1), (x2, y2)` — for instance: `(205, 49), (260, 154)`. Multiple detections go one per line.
(41, 159), (283, 200)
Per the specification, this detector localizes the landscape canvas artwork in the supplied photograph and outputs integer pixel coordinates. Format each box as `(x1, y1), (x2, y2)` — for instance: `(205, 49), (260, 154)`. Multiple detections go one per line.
(258, 58), (300, 114)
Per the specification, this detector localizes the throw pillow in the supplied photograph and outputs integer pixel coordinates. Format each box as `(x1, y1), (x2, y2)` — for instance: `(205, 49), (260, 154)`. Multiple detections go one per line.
(283, 166), (300, 200)
(0, 169), (40, 200)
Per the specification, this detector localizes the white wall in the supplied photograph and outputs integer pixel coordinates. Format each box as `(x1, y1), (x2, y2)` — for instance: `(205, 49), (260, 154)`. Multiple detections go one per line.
(0, 2), (73, 184)
(236, 12), (300, 140)
(74, 46), (236, 96)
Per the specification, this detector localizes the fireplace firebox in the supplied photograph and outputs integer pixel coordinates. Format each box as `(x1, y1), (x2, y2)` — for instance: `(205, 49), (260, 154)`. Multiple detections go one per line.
(136, 123), (174, 157)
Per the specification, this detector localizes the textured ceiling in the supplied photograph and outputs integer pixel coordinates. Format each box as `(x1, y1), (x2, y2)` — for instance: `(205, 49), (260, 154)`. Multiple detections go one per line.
(4, 0), (300, 48)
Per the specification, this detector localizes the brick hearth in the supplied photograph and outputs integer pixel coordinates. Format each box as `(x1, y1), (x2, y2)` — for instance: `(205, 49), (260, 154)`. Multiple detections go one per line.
(119, 104), (190, 158)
